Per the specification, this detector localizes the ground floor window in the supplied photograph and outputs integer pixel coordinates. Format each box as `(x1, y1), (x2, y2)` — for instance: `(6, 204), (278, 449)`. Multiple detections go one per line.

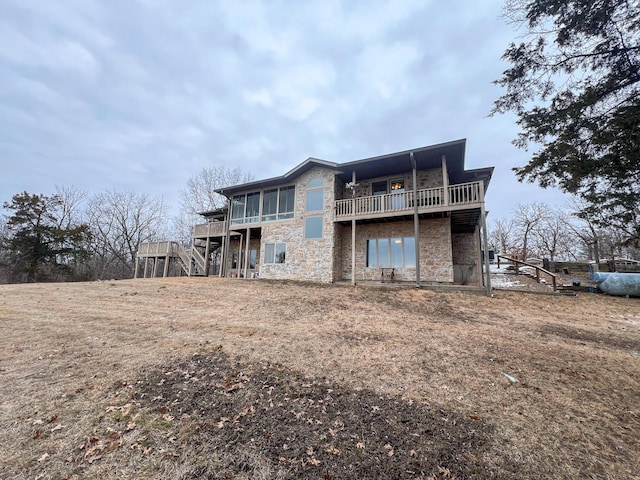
(232, 249), (258, 269)
(367, 237), (415, 268)
(264, 243), (286, 264)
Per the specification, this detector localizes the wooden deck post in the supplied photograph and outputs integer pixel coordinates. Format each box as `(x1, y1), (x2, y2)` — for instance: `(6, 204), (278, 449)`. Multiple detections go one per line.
(244, 227), (251, 279)
(204, 238), (211, 277)
(143, 257), (149, 279)
(441, 154), (449, 206)
(134, 255), (140, 279)
(480, 183), (492, 297)
(411, 152), (421, 288)
(351, 171), (357, 285)
(163, 255), (170, 277)
(219, 234), (226, 278)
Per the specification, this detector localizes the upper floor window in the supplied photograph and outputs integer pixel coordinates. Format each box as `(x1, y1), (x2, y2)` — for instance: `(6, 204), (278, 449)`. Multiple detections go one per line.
(308, 178), (323, 188)
(305, 216), (323, 239)
(306, 177), (324, 212)
(231, 191), (260, 224)
(372, 181), (388, 196)
(231, 186), (295, 224)
(262, 185), (295, 221)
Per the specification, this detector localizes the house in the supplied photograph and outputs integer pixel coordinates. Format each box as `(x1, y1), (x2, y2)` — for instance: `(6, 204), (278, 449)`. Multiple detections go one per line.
(135, 139), (494, 292)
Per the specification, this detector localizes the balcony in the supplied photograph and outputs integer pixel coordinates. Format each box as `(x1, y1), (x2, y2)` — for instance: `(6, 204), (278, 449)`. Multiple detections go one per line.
(335, 181), (483, 221)
(137, 241), (179, 256)
(193, 221), (227, 238)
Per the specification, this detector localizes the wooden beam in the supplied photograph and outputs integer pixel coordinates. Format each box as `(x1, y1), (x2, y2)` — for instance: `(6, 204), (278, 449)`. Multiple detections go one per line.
(411, 152), (421, 288)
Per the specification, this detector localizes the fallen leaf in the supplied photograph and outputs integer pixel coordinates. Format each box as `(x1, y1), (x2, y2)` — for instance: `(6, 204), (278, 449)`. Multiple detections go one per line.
(356, 442), (365, 449)
(51, 424), (64, 433)
(38, 453), (49, 462)
(325, 446), (341, 456)
(33, 430), (42, 440)
(384, 444), (394, 457)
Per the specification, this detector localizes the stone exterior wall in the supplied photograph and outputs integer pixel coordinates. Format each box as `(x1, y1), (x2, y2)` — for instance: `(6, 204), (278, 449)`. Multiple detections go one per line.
(339, 217), (453, 283)
(451, 228), (481, 285)
(219, 163), (478, 284)
(259, 166), (336, 283)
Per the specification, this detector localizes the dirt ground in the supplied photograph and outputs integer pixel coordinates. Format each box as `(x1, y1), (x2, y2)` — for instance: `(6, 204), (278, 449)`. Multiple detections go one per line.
(0, 278), (638, 479)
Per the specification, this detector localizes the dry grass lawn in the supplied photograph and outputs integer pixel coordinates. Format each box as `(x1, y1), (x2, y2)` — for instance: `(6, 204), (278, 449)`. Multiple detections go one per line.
(0, 278), (639, 479)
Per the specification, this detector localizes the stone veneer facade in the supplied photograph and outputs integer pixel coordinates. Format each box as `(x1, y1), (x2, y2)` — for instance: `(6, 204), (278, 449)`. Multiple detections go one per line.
(339, 218), (454, 283)
(451, 228), (481, 284)
(221, 163), (481, 286)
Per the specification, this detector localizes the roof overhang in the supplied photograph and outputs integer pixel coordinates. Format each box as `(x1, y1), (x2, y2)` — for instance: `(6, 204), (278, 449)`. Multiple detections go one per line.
(335, 139), (491, 186)
(215, 139), (493, 197)
(215, 157), (339, 197)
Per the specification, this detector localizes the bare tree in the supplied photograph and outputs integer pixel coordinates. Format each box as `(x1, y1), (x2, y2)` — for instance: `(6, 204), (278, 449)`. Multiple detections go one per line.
(512, 203), (548, 260)
(179, 166), (254, 216)
(488, 218), (516, 256)
(87, 190), (166, 279)
(531, 208), (575, 261)
(53, 185), (88, 230)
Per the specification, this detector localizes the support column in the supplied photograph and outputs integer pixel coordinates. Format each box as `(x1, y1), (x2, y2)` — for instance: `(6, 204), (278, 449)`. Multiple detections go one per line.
(134, 255), (140, 279)
(163, 255), (170, 277)
(351, 171), (357, 285)
(204, 238), (211, 277)
(480, 182), (492, 297)
(219, 235), (226, 277)
(441, 154), (449, 206)
(244, 228), (251, 279)
(238, 233), (244, 277)
(143, 257), (149, 279)
(222, 198), (232, 277)
(152, 257), (159, 278)
(411, 152), (421, 288)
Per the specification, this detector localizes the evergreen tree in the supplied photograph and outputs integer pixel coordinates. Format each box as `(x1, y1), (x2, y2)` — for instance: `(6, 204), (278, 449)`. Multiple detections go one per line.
(2, 192), (91, 282)
(492, 0), (640, 245)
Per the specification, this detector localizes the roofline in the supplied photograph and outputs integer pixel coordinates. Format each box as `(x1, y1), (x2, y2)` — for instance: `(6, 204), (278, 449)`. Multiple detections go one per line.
(214, 138), (493, 197)
(338, 138), (466, 169)
(215, 157), (339, 197)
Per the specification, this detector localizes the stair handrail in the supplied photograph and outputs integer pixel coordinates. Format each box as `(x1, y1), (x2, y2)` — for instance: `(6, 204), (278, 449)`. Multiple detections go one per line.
(496, 254), (558, 291)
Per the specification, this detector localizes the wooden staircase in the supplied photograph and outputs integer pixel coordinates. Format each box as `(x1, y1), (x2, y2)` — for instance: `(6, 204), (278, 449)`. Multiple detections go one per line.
(176, 244), (207, 276)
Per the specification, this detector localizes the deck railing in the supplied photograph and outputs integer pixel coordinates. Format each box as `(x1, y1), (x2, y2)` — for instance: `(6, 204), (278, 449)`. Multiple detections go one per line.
(193, 221), (227, 238)
(137, 241), (179, 256)
(335, 181), (482, 218)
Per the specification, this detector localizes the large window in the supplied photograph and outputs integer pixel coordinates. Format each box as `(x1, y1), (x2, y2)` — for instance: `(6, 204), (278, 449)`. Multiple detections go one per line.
(231, 191), (260, 224)
(306, 177), (324, 212)
(305, 216), (323, 239)
(262, 186), (295, 221)
(264, 243), (286, 264)
(366, 237), (416, 268)
(232, 187), (295, 224)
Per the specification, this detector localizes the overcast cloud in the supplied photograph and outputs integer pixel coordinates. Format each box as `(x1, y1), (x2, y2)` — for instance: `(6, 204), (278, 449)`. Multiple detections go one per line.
(0, 0), (568, 222)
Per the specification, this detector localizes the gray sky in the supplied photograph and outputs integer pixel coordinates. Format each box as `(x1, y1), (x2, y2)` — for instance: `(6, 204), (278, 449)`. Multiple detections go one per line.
(0, 0), (569, 223)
